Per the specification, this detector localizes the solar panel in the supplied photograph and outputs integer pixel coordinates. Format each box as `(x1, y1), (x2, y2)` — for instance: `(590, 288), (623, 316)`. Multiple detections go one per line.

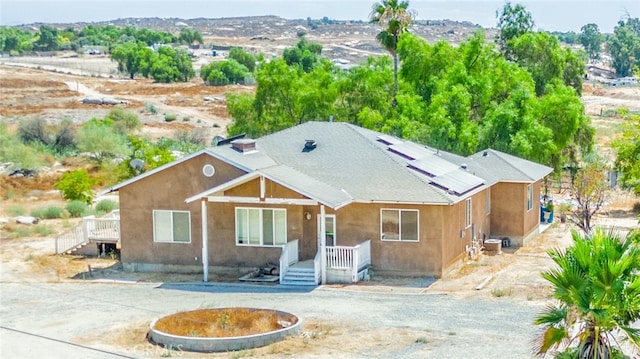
(377, 134), (402, 145)
(430, 170), (484, 195)
(408, 154), (459, 177)
(388, 142), (432, 160)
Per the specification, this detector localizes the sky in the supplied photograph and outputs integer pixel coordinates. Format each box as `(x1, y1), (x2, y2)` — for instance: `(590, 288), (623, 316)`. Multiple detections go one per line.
(1, 0), (639, 33)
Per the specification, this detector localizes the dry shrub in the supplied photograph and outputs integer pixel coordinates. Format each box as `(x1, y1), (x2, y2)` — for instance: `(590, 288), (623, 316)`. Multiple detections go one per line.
(154, 308), (295, 337)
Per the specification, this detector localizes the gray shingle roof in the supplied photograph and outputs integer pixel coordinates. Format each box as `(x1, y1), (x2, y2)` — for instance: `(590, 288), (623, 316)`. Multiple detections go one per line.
(109, 122), (553, 208)
(203, 122), (553, 207)
(468, 149), (553, 182)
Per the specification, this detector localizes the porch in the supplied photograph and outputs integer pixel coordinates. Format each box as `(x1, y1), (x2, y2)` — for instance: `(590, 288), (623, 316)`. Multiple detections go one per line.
(55, 210), (121, 255)
(279, 239), (371, 286)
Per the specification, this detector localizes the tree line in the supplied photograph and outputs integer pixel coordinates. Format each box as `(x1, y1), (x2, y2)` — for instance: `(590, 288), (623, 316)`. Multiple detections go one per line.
(0, 24), (202, 54)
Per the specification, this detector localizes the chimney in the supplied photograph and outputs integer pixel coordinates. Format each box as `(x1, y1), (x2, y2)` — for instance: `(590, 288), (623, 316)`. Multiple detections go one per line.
(231, 139), (257, 153)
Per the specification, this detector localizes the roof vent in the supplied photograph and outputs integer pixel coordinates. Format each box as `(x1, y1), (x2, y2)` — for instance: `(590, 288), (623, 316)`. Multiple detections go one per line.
(231, 138), (257, 153)
(482, 150), (489, 157)
(461, 163), (468, 170)
(303, 139), (317, 152)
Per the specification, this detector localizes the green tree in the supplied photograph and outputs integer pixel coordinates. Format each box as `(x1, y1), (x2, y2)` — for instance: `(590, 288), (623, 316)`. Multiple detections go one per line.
(613, 111), (640, 196)
(534, 228), (640, 358)
(0, 27), (34, 54)
(228, 47), (258, 72)
(178, 28), (203, 46)
(580, 23), (604, 61)
(110, 41), (144, 79)
(34, 25), (59, 52)
(509, 31), (586, 96)
(282, 37), (323, 73)
(607, 17), (640, 77)
(149, 46), (195, 83)
(200, 59), (251, 85)
(55, 169), (94, 204)
(495, 1), (535, 60)
(370, 0), (414, 99)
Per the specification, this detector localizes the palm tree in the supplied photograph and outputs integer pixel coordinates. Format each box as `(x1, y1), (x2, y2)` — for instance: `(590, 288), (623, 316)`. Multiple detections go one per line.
(369, 0), (414, 103)
(534, 228), (640, 358)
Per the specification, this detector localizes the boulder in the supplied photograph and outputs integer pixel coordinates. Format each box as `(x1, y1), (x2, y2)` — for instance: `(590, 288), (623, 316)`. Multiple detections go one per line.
(15, 216), (39, 225)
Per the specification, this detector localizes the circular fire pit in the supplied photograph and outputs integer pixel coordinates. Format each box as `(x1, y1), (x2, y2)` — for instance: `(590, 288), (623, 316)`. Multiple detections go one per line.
(149, 307), (302, 352)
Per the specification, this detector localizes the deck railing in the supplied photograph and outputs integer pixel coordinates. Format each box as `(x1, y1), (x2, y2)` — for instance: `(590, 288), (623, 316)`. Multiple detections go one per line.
(326, 239), (371, 282)
(55, 211), (120, 254)
(279, 239), (298, 283)
(86, 218), (120, 241)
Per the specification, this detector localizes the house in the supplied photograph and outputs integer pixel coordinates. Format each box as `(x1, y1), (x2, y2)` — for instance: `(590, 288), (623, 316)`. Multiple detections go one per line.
(104, 122), (552, 284)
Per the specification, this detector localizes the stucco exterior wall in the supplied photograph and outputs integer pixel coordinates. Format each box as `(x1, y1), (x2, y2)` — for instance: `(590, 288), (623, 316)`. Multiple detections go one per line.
(119, 153), (246, 270)
(489, 180), (542, 246)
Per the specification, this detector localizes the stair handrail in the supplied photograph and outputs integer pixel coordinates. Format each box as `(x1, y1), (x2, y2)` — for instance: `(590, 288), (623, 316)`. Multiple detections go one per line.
(279, 239), (298, 283)
(55, 226), (85, 254)
(313, 250), (321, 284)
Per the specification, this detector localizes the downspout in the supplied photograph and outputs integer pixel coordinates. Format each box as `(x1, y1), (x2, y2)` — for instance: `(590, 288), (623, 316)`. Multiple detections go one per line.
(320, 204), (326, 284)
(201, 198), (209, 282)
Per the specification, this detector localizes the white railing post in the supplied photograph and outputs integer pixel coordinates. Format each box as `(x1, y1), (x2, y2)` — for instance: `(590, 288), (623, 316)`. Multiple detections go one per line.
(352, 250), (359, 282)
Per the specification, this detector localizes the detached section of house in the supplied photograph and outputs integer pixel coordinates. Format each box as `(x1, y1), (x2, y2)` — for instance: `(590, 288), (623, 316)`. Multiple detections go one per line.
(104, 122), (552, 284)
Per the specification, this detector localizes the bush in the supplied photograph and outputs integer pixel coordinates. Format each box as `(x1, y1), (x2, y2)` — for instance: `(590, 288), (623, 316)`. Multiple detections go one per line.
(33, 225), (55, 236)
(145, 102), (158, 114)
(56, 169), (94, 204)
(31, 206), (63, 219)
(106, 107), (141, 134)
(164, 114), (177, 122)
(18, 117), (50, 145)
(65, 200), (88, 218)
(7, 205), (26, 216)
(95, 199), (118, 213)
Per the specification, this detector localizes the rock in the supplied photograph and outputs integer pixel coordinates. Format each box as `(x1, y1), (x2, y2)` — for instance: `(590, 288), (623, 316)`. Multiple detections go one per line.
(15, 216), (39, 225)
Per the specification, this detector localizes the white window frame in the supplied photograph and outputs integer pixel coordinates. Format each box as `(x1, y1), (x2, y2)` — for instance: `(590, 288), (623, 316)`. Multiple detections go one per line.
(152, 210), (191, 243)
(235, 207), (287, 247)
(380, 209), (419, 242)
(465, 198), (472, 228)
(526, 184), (533, 211)
(485, 188), (491, 215)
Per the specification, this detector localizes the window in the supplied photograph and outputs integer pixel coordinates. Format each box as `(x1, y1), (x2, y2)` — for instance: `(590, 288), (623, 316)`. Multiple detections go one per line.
(526, 184), (533, 211)
(485, 189), (491, 215)
(381, 209), (419, 241)
(236, 208), (286, 246)
(153, 210), (191, 243)
(465, 198), (472, 228)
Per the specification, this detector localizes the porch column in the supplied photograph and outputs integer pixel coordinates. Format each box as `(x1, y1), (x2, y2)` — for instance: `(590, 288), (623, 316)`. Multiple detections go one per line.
(320, 205), (326, 284)
(201, 198), (209, 282)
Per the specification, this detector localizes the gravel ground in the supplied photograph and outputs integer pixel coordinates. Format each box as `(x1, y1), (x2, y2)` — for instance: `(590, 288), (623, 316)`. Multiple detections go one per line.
(0, 280), (542, 359)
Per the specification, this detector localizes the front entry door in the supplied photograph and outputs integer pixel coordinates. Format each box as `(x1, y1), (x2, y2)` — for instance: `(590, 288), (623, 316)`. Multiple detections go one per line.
(317, 214), (336, 247)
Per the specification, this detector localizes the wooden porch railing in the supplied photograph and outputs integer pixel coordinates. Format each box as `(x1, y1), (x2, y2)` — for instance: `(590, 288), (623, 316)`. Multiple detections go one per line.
(279, 239), (298, 283)
(326, 239), (371, 282)
(55, 211), (120, 254)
